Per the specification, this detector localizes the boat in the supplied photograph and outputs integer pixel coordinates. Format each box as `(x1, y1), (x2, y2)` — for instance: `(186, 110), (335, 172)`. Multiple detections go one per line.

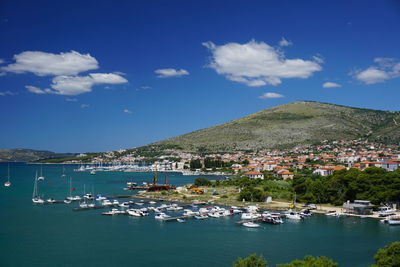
(4, 163), (11, 187)
(326, 211), (342, 217)
(61, 165), (66, 177)
(195, 215), (208, 220)
(388, 215), (400, 225)
(378, 206), (396, 217)
(262, 214), (284, 224)
(300, 209), (313, 217)
(119, 202), (130, 208)
(155, 212), (171, 220)
(243, 222), (260, 228)
(64, 199), (72, 204)
(241, 213), (261, 220)
(38, 165), (45, 181)
(177, 218), (186, 223)
(102, 200), (113, 206)
(102, 208), (124, 216)
(208, 212), (220, 218)
(90, 170), (96, 175)
(46, 198), (56, 203)
(95, 195), (107, 201)
(149, 201), (157, 204)
(79, 202), (88, 208)
(32, 172), (44, 204)
(286, 210), (303, 220)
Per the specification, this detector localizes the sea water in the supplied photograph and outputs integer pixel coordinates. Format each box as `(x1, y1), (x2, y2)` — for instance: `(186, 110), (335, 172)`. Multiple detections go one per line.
(0, 163), (399, 267)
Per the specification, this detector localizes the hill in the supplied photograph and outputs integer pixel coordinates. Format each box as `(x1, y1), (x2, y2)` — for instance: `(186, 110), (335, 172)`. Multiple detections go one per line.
(0, 148), (75, 162)
(149, 101), (400, 153)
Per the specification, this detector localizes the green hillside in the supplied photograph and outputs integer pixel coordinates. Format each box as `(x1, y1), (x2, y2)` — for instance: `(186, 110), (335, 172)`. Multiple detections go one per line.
(149, 101), (400, 153)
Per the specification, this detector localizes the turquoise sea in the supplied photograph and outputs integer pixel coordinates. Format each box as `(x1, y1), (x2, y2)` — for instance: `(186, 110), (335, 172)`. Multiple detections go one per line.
(0, 163), (399, 267)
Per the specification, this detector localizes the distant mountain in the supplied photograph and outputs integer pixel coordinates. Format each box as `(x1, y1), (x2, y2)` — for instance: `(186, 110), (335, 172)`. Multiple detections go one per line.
(0, 148), (76, 162)
(149, 101), (400, 152)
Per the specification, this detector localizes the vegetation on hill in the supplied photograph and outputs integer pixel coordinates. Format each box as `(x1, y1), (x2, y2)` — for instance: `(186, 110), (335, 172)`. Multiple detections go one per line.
(293, 167), (400, 205)
(232, 242), (400, 267)
(0, 148), (76, 162)
(150, 101), (400, 152)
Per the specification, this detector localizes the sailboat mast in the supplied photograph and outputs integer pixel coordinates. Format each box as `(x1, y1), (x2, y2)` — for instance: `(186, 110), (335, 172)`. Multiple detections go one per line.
(7, 163), (10, 182)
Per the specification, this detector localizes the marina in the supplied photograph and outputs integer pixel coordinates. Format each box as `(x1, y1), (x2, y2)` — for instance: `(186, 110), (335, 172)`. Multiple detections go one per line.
(1, 163), (400, 267)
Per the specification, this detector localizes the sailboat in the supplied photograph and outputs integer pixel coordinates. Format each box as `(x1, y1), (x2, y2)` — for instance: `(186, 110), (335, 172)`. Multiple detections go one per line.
(79, 184), (88, 208)
(61, 165), (66, 177)
(66, 177), (81, 201)
(4, 163), (11, 187)
(32, 171), (44, 204)
(38, 164), (45, 181)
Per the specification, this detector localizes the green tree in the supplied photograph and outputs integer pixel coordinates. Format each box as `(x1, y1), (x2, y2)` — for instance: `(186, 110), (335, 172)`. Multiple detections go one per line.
(194, 177), (212, 186)
(277, 255), (338, 267)
(371, 242), (400, 267)
(232, 254), (268, 267)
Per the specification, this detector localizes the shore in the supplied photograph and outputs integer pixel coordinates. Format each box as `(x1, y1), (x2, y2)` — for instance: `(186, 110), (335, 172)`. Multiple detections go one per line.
(129, 191), (399, 220)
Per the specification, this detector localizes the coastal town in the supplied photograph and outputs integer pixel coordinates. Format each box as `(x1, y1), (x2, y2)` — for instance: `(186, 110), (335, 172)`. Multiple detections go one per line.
(64, 139), (400, 178)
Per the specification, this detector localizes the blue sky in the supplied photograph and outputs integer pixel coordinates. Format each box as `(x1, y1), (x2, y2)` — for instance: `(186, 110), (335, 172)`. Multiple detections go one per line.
(1, 0), (400, 152)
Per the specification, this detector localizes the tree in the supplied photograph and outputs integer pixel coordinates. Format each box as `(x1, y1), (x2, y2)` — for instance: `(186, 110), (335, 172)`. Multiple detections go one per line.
(232, 254), (268, 267)
(194, 177), (212, 186)
(371, 242), (400, 267)
(276, 255), (338, 267)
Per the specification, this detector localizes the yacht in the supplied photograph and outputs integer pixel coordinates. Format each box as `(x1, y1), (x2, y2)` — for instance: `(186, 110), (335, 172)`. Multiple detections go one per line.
(32, 172), (44, 204)
(388, 215), (400, 225)
(79, 202), (88, 208)
(243, 222), (260, 228)
(155, 212), (171, 220)
(241, 213), (261, 220)
(378, 206), (396, 217)
(4, 163), (11, 187)
(46, 198), (56, 203)
(64, 199), (72, 204)
(286, 210), (303, 220)
(262, 214), (284, 224)
(195, 215), (208, 220)
(96, 195), (107, 201)
(38, 165), (45, 181)
(102, 200), (113, 206)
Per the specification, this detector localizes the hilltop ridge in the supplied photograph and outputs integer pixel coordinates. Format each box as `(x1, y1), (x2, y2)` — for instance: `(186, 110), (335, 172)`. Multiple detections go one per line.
(149, 101), (400, 153)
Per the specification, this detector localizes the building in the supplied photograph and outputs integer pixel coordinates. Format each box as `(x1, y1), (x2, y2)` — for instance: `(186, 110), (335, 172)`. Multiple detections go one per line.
(244, 171), (264, 179)
(343, 200), (374, 215)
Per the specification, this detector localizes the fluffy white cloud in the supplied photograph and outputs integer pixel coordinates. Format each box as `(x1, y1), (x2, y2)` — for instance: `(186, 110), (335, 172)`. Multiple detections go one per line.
(65, 97), (78, 102)
(2, 51), (98, 76)
(279, 37), (292, 47)
(155, 68), (189, 78)
(50, 73), (128, 95)
(258, 92), (284, 99)
(80, 104), (89, 109)
(203, 40), (322, 87)
(322, 82), (341, 88)
(123, 109), (132, 114)
(352, 58), (400, 84)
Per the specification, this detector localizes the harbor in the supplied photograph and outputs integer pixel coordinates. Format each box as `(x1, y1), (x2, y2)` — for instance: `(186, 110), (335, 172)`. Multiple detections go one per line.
(1, 163), (400, 267)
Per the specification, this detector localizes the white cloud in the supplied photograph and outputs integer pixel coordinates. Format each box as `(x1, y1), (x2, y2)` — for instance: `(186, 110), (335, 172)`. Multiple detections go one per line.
(352, 58), (400, 84)
(203, 40), (322, 87)
(0, 90), (16, 96)
(123, 109), (132, 114)
(155, 68), (189, 78)
(279, 37), (292, 47)
(65, 97), (78, 102)
(258, 92), (285, 99)
(322, 82), (341, 88)
(2, 51), (98, 76)
(80, 104), (89, 109)
(25, 85), (47, 94)
(50, 73), (128, 95)
(0, 59), (5, 64)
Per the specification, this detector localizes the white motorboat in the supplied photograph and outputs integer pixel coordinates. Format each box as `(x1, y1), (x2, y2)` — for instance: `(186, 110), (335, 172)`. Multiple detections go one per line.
(177, 218), (186, 223)
(79, 202), (88, 208)
(286, 211), (303, 220)
(119, 202), (130, 208)
(96, 195), (107, 201)
(149, 201), (157, 204)
(208, 212), (220, 218)
(195, 215), (208, 220)
(46, 198), (56, 203)
(102, 208), (123, 216)
(128, 209), (142, 216)
(90, 170), (96, 175)
(243, 222), (260, 228)
(378, 206), (396, 217)
(64, 199), (72, 204)
(241, 213), (261, 220)
(155, 212), (171, 220)
(388, 215), (400, 225)
(112, 200), (119, 205)
(326, 211), (343, 217)
(102, 200), (113, 206)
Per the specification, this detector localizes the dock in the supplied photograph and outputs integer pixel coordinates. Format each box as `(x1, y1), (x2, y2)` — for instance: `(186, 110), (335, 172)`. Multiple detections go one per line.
(161, 215), (193, 222)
